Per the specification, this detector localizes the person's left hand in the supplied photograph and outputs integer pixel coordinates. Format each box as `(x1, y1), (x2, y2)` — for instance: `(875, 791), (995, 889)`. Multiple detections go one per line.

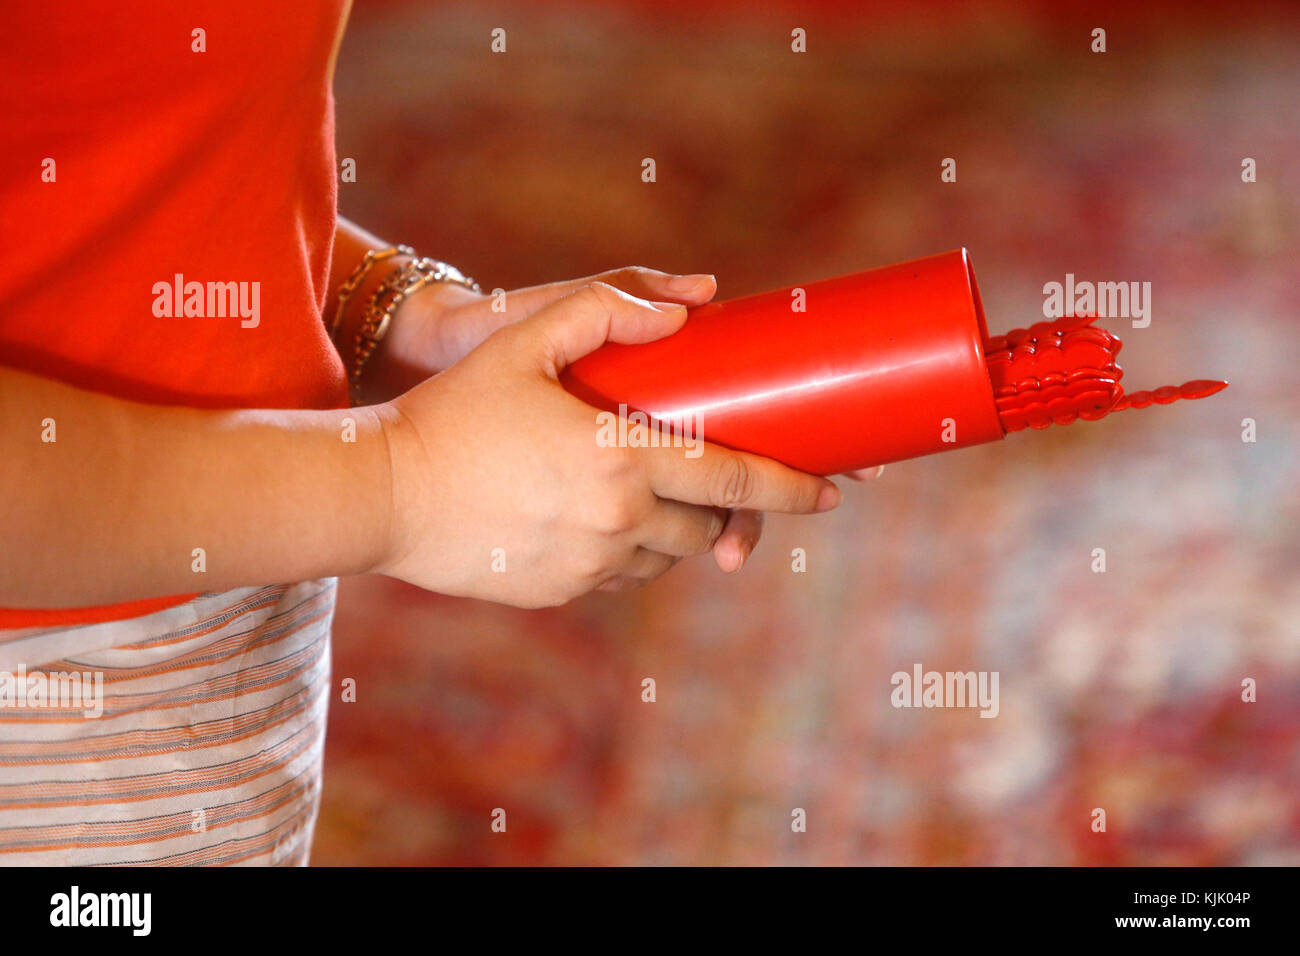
(370, 266), (718, 397)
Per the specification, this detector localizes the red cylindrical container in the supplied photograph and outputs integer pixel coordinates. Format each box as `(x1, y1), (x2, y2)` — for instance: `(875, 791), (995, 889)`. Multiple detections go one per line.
(562, 248), (1005, 475)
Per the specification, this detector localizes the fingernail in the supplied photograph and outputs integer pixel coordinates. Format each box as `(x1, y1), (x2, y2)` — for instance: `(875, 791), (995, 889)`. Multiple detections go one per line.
(667, 274), (714, 293)
(721, 540), (747, 573)
(815, 483), (841, 512)
(651, 300), (688, 313)
(843, 465), (883, 482)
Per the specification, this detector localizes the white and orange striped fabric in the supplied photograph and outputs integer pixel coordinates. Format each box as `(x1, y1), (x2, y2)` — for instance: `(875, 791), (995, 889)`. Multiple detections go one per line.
(0, 580), (335, 865)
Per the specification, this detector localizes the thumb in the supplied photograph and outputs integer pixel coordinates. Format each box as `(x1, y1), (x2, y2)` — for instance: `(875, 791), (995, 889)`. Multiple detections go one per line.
(518, 281), (687, 377)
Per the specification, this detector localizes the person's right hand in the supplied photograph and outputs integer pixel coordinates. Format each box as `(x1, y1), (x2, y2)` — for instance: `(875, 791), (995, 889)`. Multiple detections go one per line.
(371, 282), (842, 608)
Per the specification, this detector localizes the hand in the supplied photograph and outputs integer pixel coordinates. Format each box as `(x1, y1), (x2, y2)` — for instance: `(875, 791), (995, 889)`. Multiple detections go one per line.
(374, 266), (719, 391)
(373, 265), (786, 573)
(372, 283), (842, 608)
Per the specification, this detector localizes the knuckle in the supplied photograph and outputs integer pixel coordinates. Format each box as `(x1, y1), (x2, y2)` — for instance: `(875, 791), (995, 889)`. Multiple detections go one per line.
(592, 495), (642, 534)
(644, 555), (680, 582)
(575, 551), (612, 581)
(700, 509), (726, 552)
(608, 444), (641, 477)
(607, 265), (652, 282)
(712, 456), (755, 509)
(582, 280), (618, 302)
(593, 442), (636, 478)
(624, 418), (653, 448)
(567, 284), (604, 311)
(792, 479), (822, 512)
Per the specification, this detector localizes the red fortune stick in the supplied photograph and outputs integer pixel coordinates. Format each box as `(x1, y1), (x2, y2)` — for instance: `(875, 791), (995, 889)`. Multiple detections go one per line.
(561, 249), (1227, 476)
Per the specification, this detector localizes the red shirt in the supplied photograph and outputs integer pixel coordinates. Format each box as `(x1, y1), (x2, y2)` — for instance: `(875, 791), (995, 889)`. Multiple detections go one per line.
(0, 2), (351, 627)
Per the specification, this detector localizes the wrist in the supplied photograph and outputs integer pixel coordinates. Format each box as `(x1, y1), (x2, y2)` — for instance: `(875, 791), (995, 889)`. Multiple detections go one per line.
(330, 250), (416, 403)
(332, 255), (483, 404)
(373, 280), (482, 386)
(174, 403), (395, 585)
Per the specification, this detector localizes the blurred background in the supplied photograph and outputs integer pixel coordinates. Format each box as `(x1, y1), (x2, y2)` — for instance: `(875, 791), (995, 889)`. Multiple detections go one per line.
(315, 0), (1300, 864)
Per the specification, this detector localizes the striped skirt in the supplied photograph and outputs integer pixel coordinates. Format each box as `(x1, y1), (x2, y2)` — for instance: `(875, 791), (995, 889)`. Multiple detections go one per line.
(0, 580), (335, 865)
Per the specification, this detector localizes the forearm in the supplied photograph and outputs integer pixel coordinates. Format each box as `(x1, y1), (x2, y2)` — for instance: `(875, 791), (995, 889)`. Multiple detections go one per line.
(0, 367), (392, 608)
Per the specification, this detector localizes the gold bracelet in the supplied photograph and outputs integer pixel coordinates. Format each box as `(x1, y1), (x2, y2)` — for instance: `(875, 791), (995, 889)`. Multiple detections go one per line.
(329, 244), (414, 341)
(349, 254), (482, 398)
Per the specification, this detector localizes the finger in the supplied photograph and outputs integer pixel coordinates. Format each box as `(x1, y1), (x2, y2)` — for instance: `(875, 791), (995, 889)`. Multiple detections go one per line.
(638, 499), (728, 557)
(712, 508), (763, 573)
(843, 465), (885, 482)
(647, 444), (841, 515)
(503, 267), (717, 318)
(513, 282), (688, 376)
(597, 548), (679, 590)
